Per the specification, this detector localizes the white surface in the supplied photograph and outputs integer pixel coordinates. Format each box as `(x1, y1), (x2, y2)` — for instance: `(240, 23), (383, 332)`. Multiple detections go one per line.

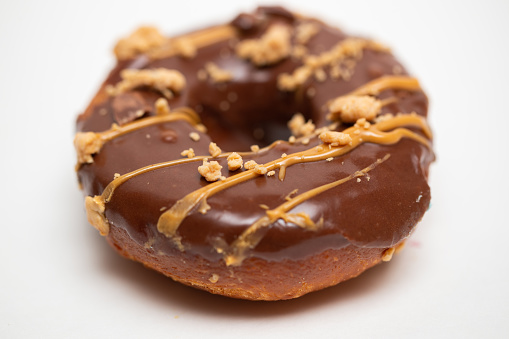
(1, 0), (508, 338)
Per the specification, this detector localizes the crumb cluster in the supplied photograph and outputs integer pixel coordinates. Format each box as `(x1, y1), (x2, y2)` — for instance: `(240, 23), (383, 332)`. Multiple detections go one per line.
(295, 22), (319, 45)
(198, 159), (223, 181)
(204, 62), (233, 83)
(155, 98), (171, 115)
(328, 95), (382, 123)
(189, 132), (200, 141)
(74, 132), (103, 164)
(227, 152), (243, 171)
(107, 68), (186, 99)
(244, 160), (258, 170)
(319, 131), (352, 146)
(181, 148), (195, 158)
(278, 38), (389, 91)
(208, 142), (222, 157)
(114, 26), (167, 60)
(236, 25), (291, 66)
(288, 113), (315, 137)
(173, 37), (197, 58)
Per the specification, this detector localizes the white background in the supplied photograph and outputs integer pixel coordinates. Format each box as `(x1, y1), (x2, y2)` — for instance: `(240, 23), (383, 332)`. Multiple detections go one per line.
(1, 0), (508, 338)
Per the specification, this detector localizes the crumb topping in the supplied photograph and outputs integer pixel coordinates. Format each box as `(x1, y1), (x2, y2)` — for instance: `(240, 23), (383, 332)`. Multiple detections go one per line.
(278, 66), (312, 91)
(288, 113), (315, 137)
(319, 130), (352, 146)
(291, 45), (308, 59)
(114, 26), (167, 60)
(244, 160), (258, 170)
(181, 148), (195, 158)
(85, 196), (109, 236)
(254, 165), (268, 175)
(173, 37), (197, 58)
(74, 132), (103, 164)
(250, 144), (260, 152)
(382, 247), (396, 262)
(155, 98), (171, 115)
(236, 25), (292, 66)
(209, 274), (219, 283)
(107, 68), (186, 99)
(227, 152), (243, 171)
(328, 95), (382, 123)
(189, 132), (200, 141)
(204, 62), (233, 83)
(374, 113), (394, 123)
(354, 118), (371, 129)
(267, 170), (276, 177)
(198, 159), (223, 182)
(278, 38), (390, 91)
(295, 22), (319, 45)
(326, 157), (333, 162)
(208, 142), (222, 157)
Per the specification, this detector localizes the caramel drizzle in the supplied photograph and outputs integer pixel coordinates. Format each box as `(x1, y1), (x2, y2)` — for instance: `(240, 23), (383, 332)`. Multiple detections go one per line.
(148, 25), (237, 60)
(156, 113), (431, 241)
(217, 154), (390, 266)
(347, 75), (422, 96)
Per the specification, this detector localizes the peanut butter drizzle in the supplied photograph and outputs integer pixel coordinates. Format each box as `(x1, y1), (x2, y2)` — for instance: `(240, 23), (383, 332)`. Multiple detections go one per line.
(219, 154), (390, 266)
(156, 113), (431, 240)
(74, 108), (201, 169)
(148, 25), (237, 60)
(347, 76), (422, 96)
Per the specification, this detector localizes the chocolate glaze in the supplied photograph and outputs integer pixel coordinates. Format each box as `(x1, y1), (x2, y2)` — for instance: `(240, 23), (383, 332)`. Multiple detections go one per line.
(77, 7), (433, 263)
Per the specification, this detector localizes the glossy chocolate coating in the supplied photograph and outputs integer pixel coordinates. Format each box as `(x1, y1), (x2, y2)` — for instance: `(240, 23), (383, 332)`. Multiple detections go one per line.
(77, 7), (433, 263)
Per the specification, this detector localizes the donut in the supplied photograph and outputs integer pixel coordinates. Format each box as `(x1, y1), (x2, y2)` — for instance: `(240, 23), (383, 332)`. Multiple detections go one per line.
(75, 6), (434, 300)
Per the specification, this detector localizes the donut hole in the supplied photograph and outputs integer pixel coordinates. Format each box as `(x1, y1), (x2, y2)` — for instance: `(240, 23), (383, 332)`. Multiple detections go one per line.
(188, 57), (314, 151)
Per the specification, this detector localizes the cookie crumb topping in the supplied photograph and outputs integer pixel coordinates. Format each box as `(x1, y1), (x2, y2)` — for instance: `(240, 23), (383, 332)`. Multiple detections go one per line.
(227, 152), (243, 171)
(205, 62), (233, 83)
(107, 68), (186, 99)
(189, 132), (200, 141)
(244, 160), (258, 170)
(319, 131), (352, 146)
(198, 159), (223, 182)
(236, 25), (291, 66)
(181, 148), (195, 158)
(114, 26), (167, 60)
(278, 38), (390, 91)
(295, 22), (319, 45)
(74, 132), (103, 164)
(209, 142), (222, 157)
(328, 95), (382, 123)
(209, 274), (219, 283)
(250, 144), (260, 152)
(155, 98), (171, 115)
(254, 165), (268, 175)
(382, 247), (396, 262)
(267, 170), (276, 177)
(85, 196), (109, 236)
(173, 37), (197, 58)
(288, 113), (315, 137)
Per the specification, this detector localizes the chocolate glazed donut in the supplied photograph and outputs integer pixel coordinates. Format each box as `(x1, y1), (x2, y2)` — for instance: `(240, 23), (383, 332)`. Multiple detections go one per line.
(75, 6), (434, 300)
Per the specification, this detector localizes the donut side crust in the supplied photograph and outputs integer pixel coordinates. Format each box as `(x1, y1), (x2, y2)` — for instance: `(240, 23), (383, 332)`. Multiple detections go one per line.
(106, 224), (385, 300)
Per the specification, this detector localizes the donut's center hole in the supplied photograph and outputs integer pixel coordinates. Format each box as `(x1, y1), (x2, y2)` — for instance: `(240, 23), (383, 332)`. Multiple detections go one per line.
(200, 109), (304, 152)
(195, 89), (313, 152)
